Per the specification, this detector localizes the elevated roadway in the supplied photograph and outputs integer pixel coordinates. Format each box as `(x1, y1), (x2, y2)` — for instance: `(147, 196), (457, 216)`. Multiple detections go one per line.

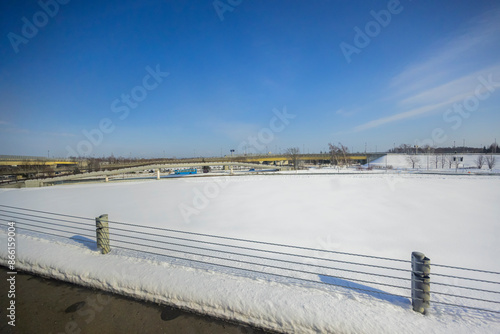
(239, 154), (370, 163)
(25, 161), (284, 187)
(3, 153), (387, 187)
(0, 156), (78, 167)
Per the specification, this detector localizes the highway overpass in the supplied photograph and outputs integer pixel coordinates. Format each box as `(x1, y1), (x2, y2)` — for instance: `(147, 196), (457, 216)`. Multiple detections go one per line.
(1, 153), (386, 187)
(23, 161), (285, 187)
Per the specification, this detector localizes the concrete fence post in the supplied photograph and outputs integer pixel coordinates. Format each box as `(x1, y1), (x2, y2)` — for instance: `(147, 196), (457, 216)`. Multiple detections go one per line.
(411, 251), (430, 314)
(96, 214), (110, 254)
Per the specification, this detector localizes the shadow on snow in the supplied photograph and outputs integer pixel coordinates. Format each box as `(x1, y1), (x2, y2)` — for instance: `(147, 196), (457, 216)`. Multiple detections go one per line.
(319, 274), (410, 307)
(70, 235), (98, 251)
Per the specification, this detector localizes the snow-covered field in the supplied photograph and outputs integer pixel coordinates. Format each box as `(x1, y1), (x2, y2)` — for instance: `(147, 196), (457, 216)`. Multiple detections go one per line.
(1, 173), (500, 333)
(367, 153), (500, 173)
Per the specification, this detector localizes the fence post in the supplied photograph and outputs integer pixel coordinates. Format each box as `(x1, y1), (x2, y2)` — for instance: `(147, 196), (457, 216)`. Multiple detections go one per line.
(96, 214), (110, 254)
(411, 251), (430, 314)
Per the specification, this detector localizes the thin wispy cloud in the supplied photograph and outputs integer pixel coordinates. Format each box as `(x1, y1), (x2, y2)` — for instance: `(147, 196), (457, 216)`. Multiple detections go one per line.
(391, 8), (500, 93)
(355, 100), (452, 132)
(42, 131), (77, 138)
(399, 65), (500, 107)
(336, 108), (357, 117)
(354, 8), (500, 132)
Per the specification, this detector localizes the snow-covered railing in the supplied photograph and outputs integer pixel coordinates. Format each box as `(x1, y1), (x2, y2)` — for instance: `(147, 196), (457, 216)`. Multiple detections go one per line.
(1, 204), (500, 317)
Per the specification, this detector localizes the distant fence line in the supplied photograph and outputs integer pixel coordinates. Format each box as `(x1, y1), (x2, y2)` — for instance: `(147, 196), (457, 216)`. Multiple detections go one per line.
(1, 204), (499, 316)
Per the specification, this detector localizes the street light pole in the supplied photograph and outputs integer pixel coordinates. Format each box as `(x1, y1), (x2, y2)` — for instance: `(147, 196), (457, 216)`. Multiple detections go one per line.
(427, 147), (430, 170)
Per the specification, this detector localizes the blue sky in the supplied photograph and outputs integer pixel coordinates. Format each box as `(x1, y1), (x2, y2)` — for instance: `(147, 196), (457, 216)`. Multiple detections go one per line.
(1, 0), (499, 158)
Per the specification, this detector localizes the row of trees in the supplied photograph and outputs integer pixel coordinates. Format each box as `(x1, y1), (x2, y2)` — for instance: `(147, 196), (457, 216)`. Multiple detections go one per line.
(285, 142), (352, 169)
(284, 142), (497, 170)
(389, 142), (498, 154)
(475, 155), (497, 170)
(406, 154), (496, 170)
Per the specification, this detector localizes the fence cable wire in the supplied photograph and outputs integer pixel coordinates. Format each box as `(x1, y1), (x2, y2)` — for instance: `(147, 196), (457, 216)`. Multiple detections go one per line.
(0, 204), (411, 264)
(108, 234), (412, 291)
(0, 204), (93, 222)
(4, 220), (500, 301)
(2, 216), (500, 293)
(5, 206), (500, 284)
(0, 209), (92, 228)
(107, 224), (412, 276)
(0, 219), (95, 240)
(431, 263), (500, 275)
(109, 218), (412, 263)
(7, 224), (500, 311)
(2, 223), (413, 301)
(6, 204), (500, 273)
(110, 242), (413, 300)
(0, 213), (94, 232)
(2, 211), (500, 314)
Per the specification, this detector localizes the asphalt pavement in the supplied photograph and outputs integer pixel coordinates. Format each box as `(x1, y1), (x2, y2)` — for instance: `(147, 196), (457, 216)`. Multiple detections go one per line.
(0, 266), (271, 334)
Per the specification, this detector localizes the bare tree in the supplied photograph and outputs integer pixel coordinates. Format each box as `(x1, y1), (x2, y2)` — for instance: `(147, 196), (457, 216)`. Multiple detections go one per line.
(329, 142), (350, 166)
(430, 153), (440, 169)
(392, 143), (413, 154)
(445, 155), (454, 169)
(439, 154), (446, 169)
(328, 143), (341, 166)
(452, 156), (462, 170)
(421, 144), (433, 153)
(285, 147), (300, 170)
(475, 155), (485, 169)
(87, 158), (101, 172)
(486, 155), (496, 170)
(406, 155), (420, 169)
(338, 142), (350, 166)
